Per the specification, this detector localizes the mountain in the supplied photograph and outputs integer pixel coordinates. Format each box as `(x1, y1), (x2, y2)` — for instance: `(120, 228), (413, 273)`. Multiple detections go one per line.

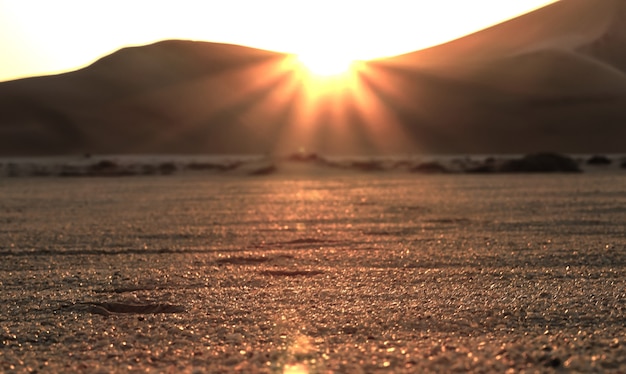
(1, 0), (626, 156)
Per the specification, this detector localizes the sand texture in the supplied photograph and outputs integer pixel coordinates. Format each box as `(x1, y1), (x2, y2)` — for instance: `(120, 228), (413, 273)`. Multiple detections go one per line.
(1, 174), (626, 373)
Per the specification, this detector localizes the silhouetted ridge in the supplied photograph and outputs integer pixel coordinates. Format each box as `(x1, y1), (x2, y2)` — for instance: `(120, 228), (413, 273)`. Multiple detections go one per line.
(91, 40), (283, 73)
(81, 40), (286, 94)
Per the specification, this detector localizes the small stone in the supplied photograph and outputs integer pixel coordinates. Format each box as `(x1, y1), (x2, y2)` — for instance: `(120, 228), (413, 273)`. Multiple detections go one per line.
(225, 333), (243, 345)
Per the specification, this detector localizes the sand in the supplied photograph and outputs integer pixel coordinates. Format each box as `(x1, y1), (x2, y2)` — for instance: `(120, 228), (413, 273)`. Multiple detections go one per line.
(1, 173), (626, 373)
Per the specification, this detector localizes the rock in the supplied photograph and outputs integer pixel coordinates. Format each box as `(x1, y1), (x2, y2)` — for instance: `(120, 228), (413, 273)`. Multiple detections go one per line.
(286, 152), (320, 163)
(499, 153), (581, 173)
(351, 160), (384, 172)
(91, 160), (118, 172)
(587, 155), (612, 165)
(249, 164), (277, 176)
(158, 162), (177, 175)
(411, 162), (449, 174)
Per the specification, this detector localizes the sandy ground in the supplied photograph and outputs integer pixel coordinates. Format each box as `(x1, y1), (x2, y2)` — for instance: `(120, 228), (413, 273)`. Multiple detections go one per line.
(1, 173), (626, 373)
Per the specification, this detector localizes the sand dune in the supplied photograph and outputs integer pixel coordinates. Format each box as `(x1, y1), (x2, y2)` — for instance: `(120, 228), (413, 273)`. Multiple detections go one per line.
(386, 0), (624, 69)
(1, 0), (626, 155)
(379, 0), (626, 98)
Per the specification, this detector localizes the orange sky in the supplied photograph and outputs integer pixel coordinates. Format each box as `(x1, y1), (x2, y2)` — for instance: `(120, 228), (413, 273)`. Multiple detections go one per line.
(0, 0), (558, 82)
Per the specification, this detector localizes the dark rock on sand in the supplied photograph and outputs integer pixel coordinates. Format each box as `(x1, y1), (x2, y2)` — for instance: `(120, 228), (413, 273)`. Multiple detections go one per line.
(411, 162), (449, 174)
(587, 155), (612, 165)
(158, 162), (177, 175)
(249, 164), (277, 176)
(351, 160), (384, 172)
(186, 162), (221, 171)
(141, 164), (158, 175)
(465, 164), (496, 173)
(286, 152), (321, 163)
(186, 162), (240, 172)
(91, 160), (118, 172)
(88, 160), (135, 177)
(464, 157), (499, 173)
(499, 153), (581, 173)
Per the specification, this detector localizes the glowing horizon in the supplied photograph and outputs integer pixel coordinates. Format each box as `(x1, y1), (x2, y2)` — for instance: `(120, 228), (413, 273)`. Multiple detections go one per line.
(0, 1), (558, 82)
(296, 53), (357, 78)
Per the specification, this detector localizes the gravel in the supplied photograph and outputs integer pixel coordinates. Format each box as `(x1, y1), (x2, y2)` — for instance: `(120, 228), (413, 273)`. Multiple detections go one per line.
(1, 173), (625, 372)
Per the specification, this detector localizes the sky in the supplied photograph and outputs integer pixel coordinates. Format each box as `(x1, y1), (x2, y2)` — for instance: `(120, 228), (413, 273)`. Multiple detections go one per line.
(0, 0), (558, 82)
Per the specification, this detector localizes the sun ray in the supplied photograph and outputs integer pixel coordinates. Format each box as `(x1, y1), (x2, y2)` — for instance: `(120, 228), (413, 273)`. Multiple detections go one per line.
(132, 49), (428, 156)
(296, 53), (356, 78)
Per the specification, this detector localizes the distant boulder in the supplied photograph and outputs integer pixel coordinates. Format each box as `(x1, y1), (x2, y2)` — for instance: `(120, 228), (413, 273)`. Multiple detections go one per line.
(88, 159), (137, 176)
(391, 160), (413, 169)
(249, 164), (277, 176)
(351, 160), (384, 172)
(286, 152), (321, 163)
(499, 153), (581, 173)
(158, 162), (177, 175)
(141, 164), (158, 175)
(90, 160), (119, 173)
(411, 161), (449, 174)
(587, 155), (612, 165)
(186, 162), (219, 171)
(184, 161), (239, 172)
(464, 157), (498, 173)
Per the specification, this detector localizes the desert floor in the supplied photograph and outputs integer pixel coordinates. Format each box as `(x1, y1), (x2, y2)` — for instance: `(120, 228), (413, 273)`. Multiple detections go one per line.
(1, 173), (626, 373)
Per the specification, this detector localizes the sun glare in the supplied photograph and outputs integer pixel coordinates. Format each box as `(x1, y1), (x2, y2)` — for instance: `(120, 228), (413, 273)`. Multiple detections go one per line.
(297, 53), (355, 77)
(286, 53), (364, 100)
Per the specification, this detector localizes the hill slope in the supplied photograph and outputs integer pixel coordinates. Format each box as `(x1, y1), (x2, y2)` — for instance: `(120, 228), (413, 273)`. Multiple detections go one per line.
(368, 0), (626, 153)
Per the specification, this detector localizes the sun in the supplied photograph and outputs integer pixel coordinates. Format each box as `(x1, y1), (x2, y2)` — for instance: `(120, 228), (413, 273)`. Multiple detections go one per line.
(296, 53), (356, 77)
